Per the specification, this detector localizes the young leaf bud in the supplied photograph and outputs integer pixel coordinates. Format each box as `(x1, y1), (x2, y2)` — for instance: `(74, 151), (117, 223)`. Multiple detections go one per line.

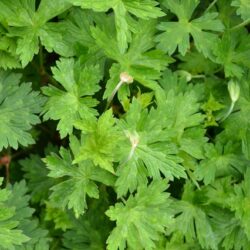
(176, 70), (192, 82)
(120, 72), (133, 84)
(228, 80), (240, 103)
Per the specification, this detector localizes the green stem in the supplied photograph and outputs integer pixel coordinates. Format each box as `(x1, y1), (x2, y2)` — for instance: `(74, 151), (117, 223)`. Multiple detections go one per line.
(39, 45), (45, 75)
(31, 61), (58, 86)
(192, 74), (205, 79)
(5, 147), (11, 184)
(105, 80), (124, 111)
(221, 101), (235, 122)
(214, 66), (223, 74)
(46, 74), (58, 86)
(186, 169), (200, 190)
(205, 0), (218, 13)
(5, 162), (10, 184)
(230, 18), (250, 31)
(119, 143), (137, 168)
(38, 44), (59, 86)
(10, 146), (33, 160)
(121, 197), (126, 204)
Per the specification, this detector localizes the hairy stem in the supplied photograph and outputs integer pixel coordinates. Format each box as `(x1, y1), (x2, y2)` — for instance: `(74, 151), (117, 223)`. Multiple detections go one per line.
(221, 101), (235, 122)
(105, 80), (124, 110)
(119, 144), (137, 168)
(121, 197), (126, 204)
(205, 0), (218, 13)
(192, 74), (205, 79)
(5, 162), (10, 184)
(39, 45), (44, 73)
(230, 18), (250, 31)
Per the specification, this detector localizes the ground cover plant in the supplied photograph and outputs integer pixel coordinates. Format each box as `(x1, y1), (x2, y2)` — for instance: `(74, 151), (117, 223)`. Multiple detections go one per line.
(0, 0), (250, 249)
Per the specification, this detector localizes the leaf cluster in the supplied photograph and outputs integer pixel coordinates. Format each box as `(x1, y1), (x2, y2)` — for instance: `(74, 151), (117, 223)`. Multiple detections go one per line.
(0, 0), (250, 249)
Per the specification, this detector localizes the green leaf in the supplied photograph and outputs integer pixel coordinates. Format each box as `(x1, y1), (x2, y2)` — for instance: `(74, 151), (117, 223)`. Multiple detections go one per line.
(194, 141), (246, 185)
(15, 31), (39, 68)
(0, 0), (71, 66)
(213, 29), (250, 79)
(156, 0), (224, 57)
(0, 70), (44, 150)
(228, 169), (250, 239)
(6, 181), (50, 250)
(0, 179), (50, 250)
(0, 2), (249, 250)
(0, 180), (29, 250)
(63, 195), (112, 250)
(242, 128), (250, 160)
(201, 94), (224, 127)
(165, 232), (202, 250)
(232, 0), (250, 21)
(36, 0), (72, 23)
(40, 9), (98, 58)
(74, 110), (122, 173)
(177, 49), (219, 75)
(205, 177), (234, 207)
(0, 26), (20, 69)
(106, 180), (173, 250)
(207, 206), (250, 250)
(69, 0), (164, 53)
(20, 151), (56, 203)
(42, 58), (102, 138)
(91, 19), (173, 101)
(44, 136), (115, 217)
(171, 182), (217, 250)
(45, 151), (96, 218)
(157, 89), (205, 140)
(115, 99), (186, 197)
(44, 201), (73, 232)
(222, 73), (250, 142)
(180, 127), (207, 159)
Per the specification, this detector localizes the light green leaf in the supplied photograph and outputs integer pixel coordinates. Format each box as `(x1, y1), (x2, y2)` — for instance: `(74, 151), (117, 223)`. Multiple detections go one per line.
(232, 0), (250, 21)
(6, 181), (50, 250)
(228, 169), (250, 239)
(44, 136), (115, 217)
(157, 89), (205, 139)
(63, 197), (112, 250)
(91, 19), (173, 101)
(177, 50), (219, 75)
(0, 27), (20, 69)
(0, 0), (71, 66)
(171, 182), (217, 250)
(39, 9), (98, 58)
(156, 0), (224, 57)
(180, 127), (208, 159)
(116, 99), (186, 197)
(213, 30), (250, 78)
(74, 110), (123, 174)
(42, 58), (101, 138)
(0, 70), (44, 150)
(195, 141), (246, 185)
(70, 0), (164, 53)
(20, 150), (56, 203)
(106, 180), (173, 250)
(0, 181), (29, 250)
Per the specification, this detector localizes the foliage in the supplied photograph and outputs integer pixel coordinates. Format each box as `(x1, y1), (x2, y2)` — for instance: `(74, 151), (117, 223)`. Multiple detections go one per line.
(1, 0), (250, 249)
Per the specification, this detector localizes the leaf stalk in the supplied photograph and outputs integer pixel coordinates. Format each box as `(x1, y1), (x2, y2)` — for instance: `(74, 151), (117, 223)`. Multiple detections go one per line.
(230, 18), (250, 31)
